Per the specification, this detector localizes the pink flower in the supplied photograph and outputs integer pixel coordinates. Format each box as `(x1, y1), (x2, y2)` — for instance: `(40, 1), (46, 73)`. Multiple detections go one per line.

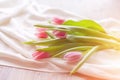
(53, 30), (67, 38)
(32, 51), (51, 60)
(35, 28), (48, 38)
(52, 17), (65, 25)
(63, 51), (83, 63)
(35, 31), (48, 38)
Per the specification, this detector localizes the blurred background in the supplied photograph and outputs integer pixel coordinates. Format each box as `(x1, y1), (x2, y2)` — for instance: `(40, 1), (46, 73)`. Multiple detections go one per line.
(34, 0), (120, 20)
(0, 0), (120, 20)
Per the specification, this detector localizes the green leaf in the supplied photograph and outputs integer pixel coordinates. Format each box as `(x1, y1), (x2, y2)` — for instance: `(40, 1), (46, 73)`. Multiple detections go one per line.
(36, 43), (88, 56)
(53, 46), (93, 57)
(24, 39), (71, 46)
(63, 19), (106, 33)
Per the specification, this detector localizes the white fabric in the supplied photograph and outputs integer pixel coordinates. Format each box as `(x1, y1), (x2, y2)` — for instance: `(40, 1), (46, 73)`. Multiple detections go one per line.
(1, 0), (120, 80)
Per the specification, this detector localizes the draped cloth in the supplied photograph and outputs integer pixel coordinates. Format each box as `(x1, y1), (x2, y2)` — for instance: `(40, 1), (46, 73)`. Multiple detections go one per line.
(0, 0), (120, 80)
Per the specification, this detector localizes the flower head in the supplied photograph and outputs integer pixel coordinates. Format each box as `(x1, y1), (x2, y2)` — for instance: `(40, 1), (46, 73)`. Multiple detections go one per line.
(52, 17), (65, 25)
(35, 31), (48, 38)
(53, 30), (67, 39)
(35, 28), (48, 38)
(63, 51), (83, 63)
(32, 51), (51, 60)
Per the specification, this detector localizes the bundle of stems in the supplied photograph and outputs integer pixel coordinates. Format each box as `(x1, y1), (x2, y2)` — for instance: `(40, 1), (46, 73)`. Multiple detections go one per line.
(25, 20), (120, 74)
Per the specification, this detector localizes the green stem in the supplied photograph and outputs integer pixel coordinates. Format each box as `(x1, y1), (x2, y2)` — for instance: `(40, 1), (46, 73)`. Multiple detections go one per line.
(52, 46), (93, 57)
(35, 24), (69, 32)
(35, 24), (120, 42)
(46, 31), (55, 39)
(70, 46), (99, 75)
(36, 43), (90, 56)
(67, 35), (120, 49)
(24, 39), (71, 46)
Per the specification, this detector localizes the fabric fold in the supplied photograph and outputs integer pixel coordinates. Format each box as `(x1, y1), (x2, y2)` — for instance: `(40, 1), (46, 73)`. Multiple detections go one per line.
(0, 0), (120, 80)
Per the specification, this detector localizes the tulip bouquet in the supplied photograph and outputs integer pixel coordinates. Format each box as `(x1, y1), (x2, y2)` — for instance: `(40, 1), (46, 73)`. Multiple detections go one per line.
(25, 18), (120, 74)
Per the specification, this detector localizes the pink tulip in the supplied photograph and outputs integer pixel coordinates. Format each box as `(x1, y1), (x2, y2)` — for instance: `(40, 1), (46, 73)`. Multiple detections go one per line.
(32, 51), (51, 60)
(53, 30), (67, 38)
(63, 51), (83, 63)
(35, 28), (48, 38)
(35, 31), (48, 38)
(52, 17), (65, 25)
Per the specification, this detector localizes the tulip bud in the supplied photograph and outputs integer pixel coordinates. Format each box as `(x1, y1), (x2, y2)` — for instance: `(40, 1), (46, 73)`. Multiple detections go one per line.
(35, 31), (48, 38)
(52, 17), (65, 25)
(63, 51), (83, 63)
(53, 30), (67, 38)
(32, 51), (51, 60)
